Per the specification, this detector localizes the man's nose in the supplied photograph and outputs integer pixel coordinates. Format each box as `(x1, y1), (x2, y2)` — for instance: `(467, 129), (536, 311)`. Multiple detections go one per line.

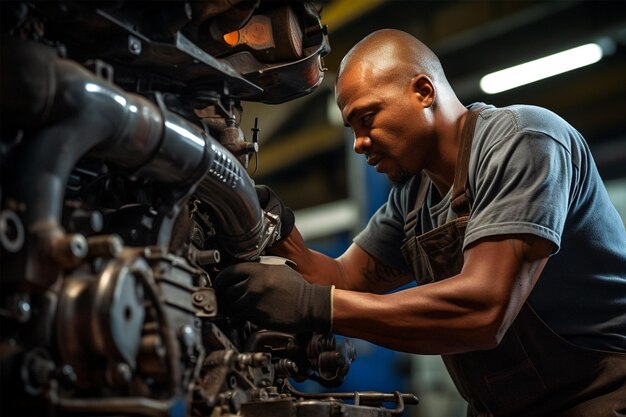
(353, 134), (371, 154)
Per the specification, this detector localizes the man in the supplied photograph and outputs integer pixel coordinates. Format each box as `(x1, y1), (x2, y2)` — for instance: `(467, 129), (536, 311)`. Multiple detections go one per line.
(215, 29), (626, 416)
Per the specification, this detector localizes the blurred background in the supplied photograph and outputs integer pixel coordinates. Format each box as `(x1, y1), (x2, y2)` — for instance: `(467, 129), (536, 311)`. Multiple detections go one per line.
(241, 1), (626, 416)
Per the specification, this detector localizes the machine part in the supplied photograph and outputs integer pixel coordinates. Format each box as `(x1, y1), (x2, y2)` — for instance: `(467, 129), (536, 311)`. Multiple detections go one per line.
(21, 348), (56, 396)
(67, 209), (104, 235)
(51, 233), (88, 269)
(194, 143), (279, 260)
(6, 293), (33, 323)
(0, 2), (419, 416)
(283, 380), (419, 416)
(242, 394), (413, 417)
(221, 3), (330, 104)
(274, 358), (298, 378)
(243, 330), (354, 387)
(0, 209), (25, 253)
(194, 248), (221, 266)
(192, 288), (218, 317)
(306, 334), (356, 386)
(236, 352), (270, 370)
(221, 5), (304, 63)
(195, 102), (256, 168)
(1, 34), (272, 272)
(86, 234), (124, 259)
(206, 0), (259, 37)
(56, 252), (148, 387)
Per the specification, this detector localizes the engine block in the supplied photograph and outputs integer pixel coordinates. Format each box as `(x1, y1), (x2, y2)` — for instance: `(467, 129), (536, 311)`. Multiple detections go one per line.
(0, 2), (418, 416)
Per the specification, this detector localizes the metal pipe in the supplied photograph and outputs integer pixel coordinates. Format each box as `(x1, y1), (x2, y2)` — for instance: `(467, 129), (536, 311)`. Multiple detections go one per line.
(1, 37), (267, 287)
(194, 144), (268, 260)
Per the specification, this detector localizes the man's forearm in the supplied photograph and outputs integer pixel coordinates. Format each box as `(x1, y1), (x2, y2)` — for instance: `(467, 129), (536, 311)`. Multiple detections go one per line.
(331, 237), (549, 355)
(269, 233), (492, 355)
(331, 279), (502, 355)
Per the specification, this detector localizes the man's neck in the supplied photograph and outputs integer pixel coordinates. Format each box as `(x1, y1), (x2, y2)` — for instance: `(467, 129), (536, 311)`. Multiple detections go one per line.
(424, 107), (469, 197)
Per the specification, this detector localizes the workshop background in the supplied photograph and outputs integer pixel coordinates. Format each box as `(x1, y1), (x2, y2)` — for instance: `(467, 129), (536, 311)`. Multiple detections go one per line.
(242, 1), (626, 416)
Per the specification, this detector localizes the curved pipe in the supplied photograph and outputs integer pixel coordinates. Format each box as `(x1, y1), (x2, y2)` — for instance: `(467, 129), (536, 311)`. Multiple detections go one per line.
(1, 38), (267, 285)
(195, 145), (270, 259)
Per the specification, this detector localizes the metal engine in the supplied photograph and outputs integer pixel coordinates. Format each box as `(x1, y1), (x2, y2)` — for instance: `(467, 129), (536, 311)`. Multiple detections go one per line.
(0, 1), (418, 416)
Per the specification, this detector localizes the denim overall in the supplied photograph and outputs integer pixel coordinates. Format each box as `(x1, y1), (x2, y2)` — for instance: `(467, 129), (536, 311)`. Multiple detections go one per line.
(400, 108), (626, 416)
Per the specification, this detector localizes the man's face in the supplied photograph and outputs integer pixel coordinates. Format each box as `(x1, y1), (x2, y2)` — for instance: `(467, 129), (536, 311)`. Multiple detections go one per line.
(336, 62), (435, 186)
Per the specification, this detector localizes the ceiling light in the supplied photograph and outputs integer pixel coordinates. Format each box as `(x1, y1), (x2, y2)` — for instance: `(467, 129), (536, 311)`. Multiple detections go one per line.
(479, 42), (605, 94)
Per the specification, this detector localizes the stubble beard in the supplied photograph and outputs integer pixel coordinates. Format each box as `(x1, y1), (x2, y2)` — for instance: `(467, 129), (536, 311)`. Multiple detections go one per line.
(390, 168), (412, 189)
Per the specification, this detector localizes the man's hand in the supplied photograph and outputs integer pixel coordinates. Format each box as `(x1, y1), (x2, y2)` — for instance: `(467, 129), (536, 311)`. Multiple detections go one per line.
(214, 262), (333, 333)
(256, 185), (295, 242)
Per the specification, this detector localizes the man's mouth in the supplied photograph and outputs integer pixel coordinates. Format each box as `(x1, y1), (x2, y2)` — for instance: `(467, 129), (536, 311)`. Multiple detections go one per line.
(366, 153), (381, 167)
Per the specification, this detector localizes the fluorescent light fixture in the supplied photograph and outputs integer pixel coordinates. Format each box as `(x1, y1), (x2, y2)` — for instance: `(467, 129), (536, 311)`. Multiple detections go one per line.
(480, 42), (605, 94)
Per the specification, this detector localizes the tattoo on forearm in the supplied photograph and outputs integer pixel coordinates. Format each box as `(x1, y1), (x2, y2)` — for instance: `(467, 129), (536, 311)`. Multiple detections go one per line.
(361, 257), (400, 285)
(508, 235), (538, 262)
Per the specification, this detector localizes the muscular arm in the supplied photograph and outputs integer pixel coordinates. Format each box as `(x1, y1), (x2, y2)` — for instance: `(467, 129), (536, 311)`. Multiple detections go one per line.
(268, 227), (413, 293)
(332, 234), (552, 354)
(271, 225), (551, 354)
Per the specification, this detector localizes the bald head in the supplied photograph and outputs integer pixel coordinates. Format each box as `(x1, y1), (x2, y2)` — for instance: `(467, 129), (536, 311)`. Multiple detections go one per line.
(337, 29), (449, 91)
(335, 30), (468, 191)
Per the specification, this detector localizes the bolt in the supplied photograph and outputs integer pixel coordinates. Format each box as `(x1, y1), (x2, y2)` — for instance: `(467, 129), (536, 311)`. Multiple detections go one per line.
(18, 300), (30, 313)
(193, 293), (205, 303)
(227, 374), (237, 389)
(0, 210), (24, 252)
(196, 249), (221, 266)
(14, 295), (31, 322)
(52, 233), (87, 267)
(61, 364), (77, 385)
(128, 38), (141, 55)
(179, 325), (195, 348)
(69, 235), (87, 257)
(114, 362), (132, 385)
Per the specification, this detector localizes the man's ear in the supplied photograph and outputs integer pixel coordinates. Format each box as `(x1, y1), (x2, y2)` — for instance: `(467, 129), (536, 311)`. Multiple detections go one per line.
(411, 75), (435, 108)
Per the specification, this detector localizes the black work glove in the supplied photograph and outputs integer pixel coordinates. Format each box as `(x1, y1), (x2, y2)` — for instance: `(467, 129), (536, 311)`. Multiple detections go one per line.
(255, 185), (295, 242)
(214, 262), (333, 334)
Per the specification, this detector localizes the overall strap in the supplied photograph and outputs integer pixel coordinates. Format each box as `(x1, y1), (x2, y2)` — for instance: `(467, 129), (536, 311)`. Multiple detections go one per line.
(450, 108), (483, 216)
(403, 172), (431, 239)
(403, 106), (485, 238)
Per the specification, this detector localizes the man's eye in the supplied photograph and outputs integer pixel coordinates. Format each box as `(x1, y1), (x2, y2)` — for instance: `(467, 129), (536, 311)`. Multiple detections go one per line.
(361, 114), (373, 127)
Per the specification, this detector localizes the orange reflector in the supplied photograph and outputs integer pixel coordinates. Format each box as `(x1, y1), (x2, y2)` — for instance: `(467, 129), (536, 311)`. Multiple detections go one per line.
(221, 15), (274, 50)
(223, 31), (240, 47)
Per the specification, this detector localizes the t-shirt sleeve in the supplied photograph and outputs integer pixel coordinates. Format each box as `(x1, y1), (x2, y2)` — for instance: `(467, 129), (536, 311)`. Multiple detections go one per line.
(353, 188), (412, 273)
(464, 130), (573, 252)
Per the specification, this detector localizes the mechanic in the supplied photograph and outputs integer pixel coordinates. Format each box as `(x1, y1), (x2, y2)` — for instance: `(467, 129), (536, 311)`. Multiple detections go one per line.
(215, 29), (626, 415)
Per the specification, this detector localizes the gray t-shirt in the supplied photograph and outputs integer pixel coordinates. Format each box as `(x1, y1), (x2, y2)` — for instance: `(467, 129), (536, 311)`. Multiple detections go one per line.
(354, 103), (626, 351)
